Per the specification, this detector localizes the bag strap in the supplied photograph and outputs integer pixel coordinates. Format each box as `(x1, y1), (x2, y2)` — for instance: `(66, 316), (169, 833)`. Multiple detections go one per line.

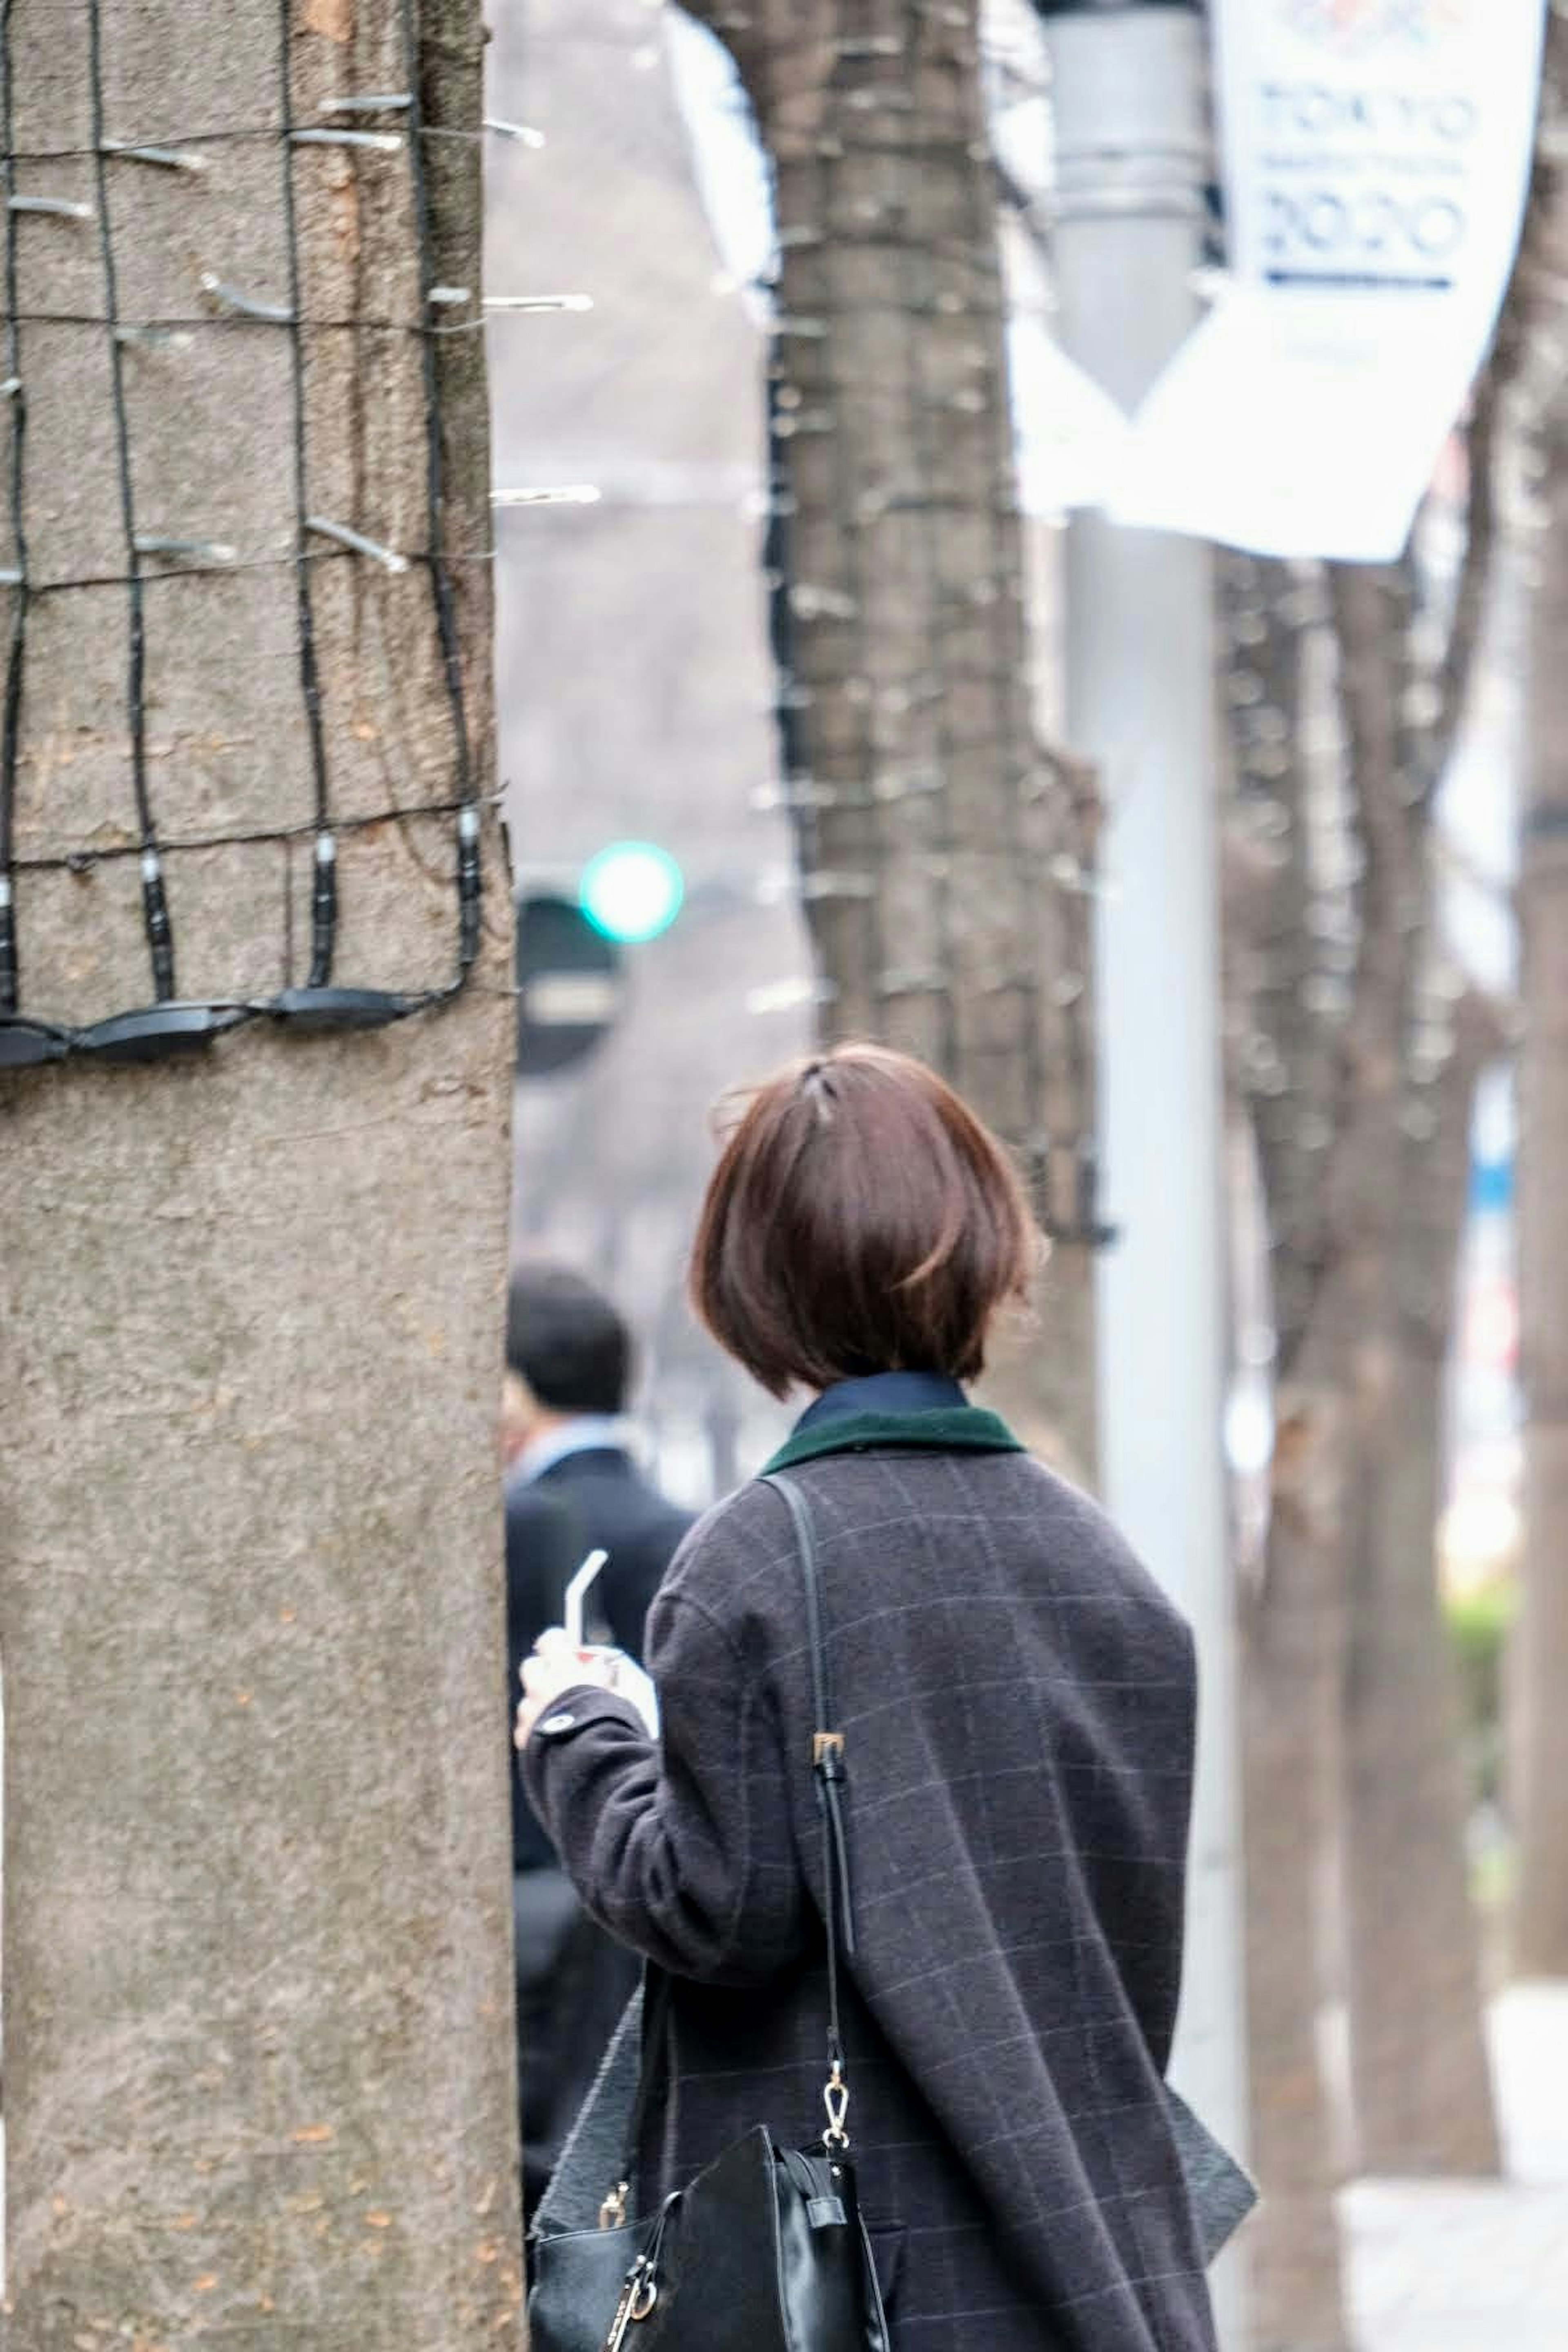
(763, 1469), (857, 2148)
(604, 1469), (858, 2216)
(609, 1971), (673, 2223)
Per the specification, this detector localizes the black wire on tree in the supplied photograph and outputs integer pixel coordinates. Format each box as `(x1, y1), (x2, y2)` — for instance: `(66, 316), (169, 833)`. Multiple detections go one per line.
(87, 0), (176, 1010)
(397, 0), (483, 986)
(0, 0), (29, 1022)
(0, 0), (497, 1071)
(276, 0), (338, 995)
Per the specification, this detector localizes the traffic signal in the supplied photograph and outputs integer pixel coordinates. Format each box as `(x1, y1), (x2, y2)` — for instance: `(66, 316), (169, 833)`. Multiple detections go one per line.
(515, 843), (686, 1076)
(515, 895), (622, 1077)
(578, 841), (685, 945)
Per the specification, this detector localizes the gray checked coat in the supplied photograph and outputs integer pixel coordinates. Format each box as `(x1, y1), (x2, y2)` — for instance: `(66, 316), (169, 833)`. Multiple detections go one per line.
(522, 1416), (1218, 2352)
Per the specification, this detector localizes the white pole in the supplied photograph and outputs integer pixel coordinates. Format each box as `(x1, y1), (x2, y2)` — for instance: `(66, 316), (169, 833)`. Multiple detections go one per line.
(1038, 6), (1249, 2339)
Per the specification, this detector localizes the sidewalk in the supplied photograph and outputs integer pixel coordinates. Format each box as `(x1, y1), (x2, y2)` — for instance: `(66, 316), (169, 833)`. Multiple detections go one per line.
(1342, 1982), (1568, 2352)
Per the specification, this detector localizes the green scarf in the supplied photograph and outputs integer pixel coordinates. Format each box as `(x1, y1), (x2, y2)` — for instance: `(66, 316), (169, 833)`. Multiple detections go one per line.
(761, 1405), (1025, 1477)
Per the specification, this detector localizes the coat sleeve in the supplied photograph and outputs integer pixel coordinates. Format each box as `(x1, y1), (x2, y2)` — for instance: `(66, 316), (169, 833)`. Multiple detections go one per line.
(520, 1583), (808, 1987)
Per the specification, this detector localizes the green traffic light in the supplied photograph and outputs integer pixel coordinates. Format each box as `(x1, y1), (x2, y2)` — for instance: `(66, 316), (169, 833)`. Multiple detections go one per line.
(579, 842), (685, 944)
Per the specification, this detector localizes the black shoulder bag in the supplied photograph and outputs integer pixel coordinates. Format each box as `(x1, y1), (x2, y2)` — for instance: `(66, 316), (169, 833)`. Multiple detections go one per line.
(526, 1470), (889, 2352)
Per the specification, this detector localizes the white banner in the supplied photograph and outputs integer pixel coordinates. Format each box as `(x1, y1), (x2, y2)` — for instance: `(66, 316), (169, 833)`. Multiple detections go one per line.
(1114, 0), (1548, 561)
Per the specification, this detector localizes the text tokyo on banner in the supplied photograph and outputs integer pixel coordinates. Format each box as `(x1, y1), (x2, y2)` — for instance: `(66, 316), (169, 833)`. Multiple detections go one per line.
(1114, 0), (1548, 561)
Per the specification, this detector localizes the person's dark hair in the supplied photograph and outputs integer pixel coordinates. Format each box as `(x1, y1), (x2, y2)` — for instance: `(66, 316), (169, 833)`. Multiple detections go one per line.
(505, 1263), (631, 1416)
(690, 1044), (1040, 1399)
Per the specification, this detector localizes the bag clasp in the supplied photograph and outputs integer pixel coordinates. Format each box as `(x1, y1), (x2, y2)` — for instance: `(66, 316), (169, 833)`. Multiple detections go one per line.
(599, 2179), (629, 2231)
(822, 2060), (850, 2150)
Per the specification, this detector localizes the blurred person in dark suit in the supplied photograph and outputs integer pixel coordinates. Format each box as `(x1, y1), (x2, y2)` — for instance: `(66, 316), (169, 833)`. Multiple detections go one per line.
(502, 1262), (694, 2232)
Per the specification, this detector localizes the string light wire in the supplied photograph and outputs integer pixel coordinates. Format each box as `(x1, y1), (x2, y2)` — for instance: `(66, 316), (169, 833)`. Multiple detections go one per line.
(742, 8), (1102, 1237)
(87, 0), (175, 1002)
(277, 0), (337, 990)
(0, 0), (28, 1014)
(398, 0), (481, 983)
(898, 9), (960, 1078)
(0, 3), (552, 1067)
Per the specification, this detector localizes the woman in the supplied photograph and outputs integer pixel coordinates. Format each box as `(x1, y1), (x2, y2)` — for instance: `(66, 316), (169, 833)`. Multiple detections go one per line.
(517, 1045), (1218, 2352)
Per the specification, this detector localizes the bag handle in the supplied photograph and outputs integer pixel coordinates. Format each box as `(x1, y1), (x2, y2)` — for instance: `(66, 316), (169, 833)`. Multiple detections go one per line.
(601, 1470), (858, 2221)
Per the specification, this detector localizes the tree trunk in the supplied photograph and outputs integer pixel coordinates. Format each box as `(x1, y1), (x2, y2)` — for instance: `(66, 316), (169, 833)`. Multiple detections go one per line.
(1319, 569), (1500, 2178)
(1341, 996), (1502, 2171)
(1223, 536), (1501, 2330)
(0, 4), (522, 2343)
(1515, 409), (1568, 1978)
(1221, 552), (1353, 2348)
(682, 0), (1099, 1480)
(1243, 1384), (1352, 2352)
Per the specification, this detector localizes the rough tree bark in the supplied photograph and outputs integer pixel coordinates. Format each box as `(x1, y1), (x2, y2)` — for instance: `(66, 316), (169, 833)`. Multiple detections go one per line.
(1515, 396), (1568, 1976)
(1224, 553), (1355, 2351)
(679, 0), (1099, 1478)
(1511, 11), (1568, 1983)
(1316, 28), (1568, 2168)
(1240, 1385), (1351, 2352)
(0, 4), (521, 2345)
(1340, 978), (1503, 2172)
(1224, 501), (1504, 2337)
(1327, 560), (1500, 2182)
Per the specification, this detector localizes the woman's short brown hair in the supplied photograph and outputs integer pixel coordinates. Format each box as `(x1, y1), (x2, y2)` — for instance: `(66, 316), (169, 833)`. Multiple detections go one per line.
(690, 1044), (1039, 1399)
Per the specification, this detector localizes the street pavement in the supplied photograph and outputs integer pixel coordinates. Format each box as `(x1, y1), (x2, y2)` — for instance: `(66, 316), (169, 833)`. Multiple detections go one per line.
(1343, 1982), (1568, 2352)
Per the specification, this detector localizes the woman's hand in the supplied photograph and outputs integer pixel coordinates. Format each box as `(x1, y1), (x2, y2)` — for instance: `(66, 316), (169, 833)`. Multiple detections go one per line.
(514, 1627), (621, 1751)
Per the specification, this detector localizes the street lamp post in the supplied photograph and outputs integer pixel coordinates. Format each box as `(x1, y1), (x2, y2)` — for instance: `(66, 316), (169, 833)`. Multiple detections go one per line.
(1033, 4), (1248, 2339)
